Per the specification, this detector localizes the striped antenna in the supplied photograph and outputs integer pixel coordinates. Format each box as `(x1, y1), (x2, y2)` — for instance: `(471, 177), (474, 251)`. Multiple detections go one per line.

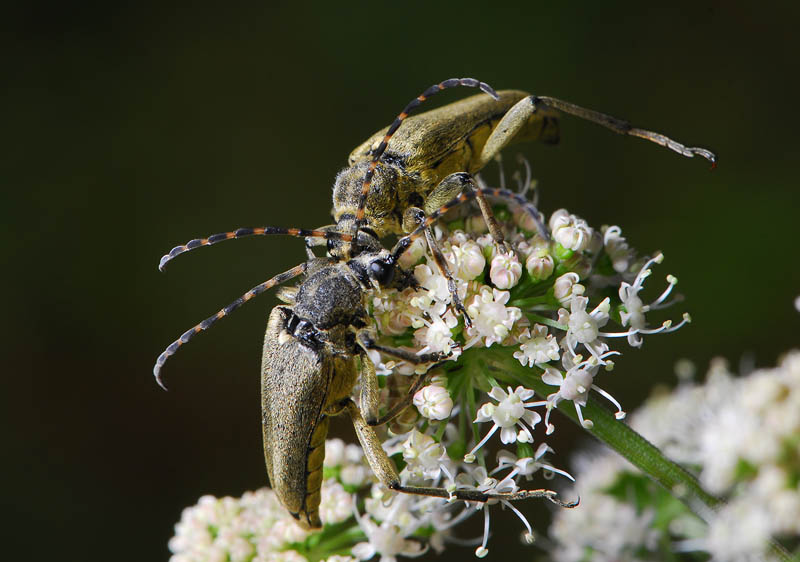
(352, 78), (499, 240)
(153, 262), (307, 390)
(533, 96), (717, 166)
(391, 187), (548, 262)
(159, 227), (352, 271)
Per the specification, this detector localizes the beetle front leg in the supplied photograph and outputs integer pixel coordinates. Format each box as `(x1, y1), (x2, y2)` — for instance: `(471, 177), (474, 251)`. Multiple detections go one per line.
(356, 330), (451, 365)
(401, 204), (473, 327)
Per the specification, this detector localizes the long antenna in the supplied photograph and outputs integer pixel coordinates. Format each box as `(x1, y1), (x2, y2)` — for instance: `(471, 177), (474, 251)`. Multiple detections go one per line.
(159, 227), (352, 271)
(153, 262), (307, 389)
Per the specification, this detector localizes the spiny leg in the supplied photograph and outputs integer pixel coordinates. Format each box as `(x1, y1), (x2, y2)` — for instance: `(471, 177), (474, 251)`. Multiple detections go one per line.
(353, 78), (499, 240)
(476, 94), (716, 171)
(423, 172), (509, 253)
(159, 227), (352, 271)
(357, 349), (382, 424)
(344, 399), (575, 507)
(392, 187), (549, 263)
(357, 346), (434, 426)
(403, 197), (472, 327)
(424, 219), (473, 328)
(356, 330), (450, 365)
(536, 96), (716, 164)
(356, 329), (451, 422)
(153, 262), (307, 389)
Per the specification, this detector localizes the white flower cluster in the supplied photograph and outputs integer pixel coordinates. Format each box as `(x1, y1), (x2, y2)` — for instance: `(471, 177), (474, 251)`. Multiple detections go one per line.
(351, 192), (688, 557)
(547, 352), (800, 561)
(168, 439), (366, 562)
(370, 199), (687, 437)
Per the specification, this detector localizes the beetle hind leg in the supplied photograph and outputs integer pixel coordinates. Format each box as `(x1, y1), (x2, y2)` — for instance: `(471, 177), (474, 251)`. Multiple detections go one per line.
(356, 348), (436, 427)
(476, 94), (716, 168)
(343, 399), (576, 508)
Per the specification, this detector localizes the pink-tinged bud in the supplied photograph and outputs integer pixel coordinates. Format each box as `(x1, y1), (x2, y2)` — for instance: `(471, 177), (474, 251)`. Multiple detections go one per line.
(490, 253), (522, 289)
(525, 251), (554, 281)
(549, 209), (593, 252)
(553, 272), (582, 302)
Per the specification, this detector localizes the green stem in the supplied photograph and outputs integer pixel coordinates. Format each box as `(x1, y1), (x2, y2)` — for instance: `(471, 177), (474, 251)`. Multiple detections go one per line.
(453, 346), (793, 561)
(509, 296), (553, 308)
(300, 524), (365, 562)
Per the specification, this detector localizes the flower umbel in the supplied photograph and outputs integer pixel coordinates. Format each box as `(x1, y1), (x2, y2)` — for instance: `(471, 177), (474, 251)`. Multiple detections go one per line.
(168, 162), (693, 561)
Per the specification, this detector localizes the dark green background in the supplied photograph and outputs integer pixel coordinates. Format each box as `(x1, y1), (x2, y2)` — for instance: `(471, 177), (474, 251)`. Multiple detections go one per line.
(4, 2), (797, 560)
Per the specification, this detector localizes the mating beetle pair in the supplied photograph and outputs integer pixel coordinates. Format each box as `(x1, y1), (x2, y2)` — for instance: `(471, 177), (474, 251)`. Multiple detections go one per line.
(154, 78), (715, 529)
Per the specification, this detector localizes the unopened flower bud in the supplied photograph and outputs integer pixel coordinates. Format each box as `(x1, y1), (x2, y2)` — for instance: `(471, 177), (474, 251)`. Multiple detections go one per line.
(550, 209), (593, 252)
(553, 272), (581, 302)
(476, 234), (498, 261)
(449, 240), (486, 280)
(490, 253), (522, 289)
(413, 384), (454, 420)
(526, 251), (554, 281)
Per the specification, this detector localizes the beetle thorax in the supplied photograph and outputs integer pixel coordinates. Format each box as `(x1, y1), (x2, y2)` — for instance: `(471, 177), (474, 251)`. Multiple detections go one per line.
(292, 264), (365, 331)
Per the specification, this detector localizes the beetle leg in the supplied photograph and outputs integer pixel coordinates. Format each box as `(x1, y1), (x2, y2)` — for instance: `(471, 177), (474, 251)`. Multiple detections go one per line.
(358, 349), (382, 424)
(343, 399), (576, 508)
(424, 225), (473, 327)
(477, 95), (716, 170)
(391, 187), (549, 263)
(357, 350), (431, 427)
(357, 336), (449, 426)
(402, 205), (473, 328)
(356, 330), (451, 365)
(358, 348), (431, 426)
(370, 373), (432, 427)
(475, 96), (560, 171)
(425, 172), (510, 253)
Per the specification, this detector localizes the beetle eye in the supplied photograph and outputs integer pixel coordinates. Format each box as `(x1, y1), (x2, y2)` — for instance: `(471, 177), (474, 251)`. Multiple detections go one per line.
(369, 259), (395, 285)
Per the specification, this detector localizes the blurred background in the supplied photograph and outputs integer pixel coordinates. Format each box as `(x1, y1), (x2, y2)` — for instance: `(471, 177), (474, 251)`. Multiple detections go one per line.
(3, 1), (797, 560)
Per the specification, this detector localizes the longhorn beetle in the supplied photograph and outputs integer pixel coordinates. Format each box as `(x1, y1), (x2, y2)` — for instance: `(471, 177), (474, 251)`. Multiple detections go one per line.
(155, 188), (577, 529)
(158, 78), (715, 325)
(154, 77), (715, 528)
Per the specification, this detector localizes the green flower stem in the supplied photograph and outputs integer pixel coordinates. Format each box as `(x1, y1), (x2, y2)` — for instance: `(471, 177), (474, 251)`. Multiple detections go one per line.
(299, 524), (365, 562)
(450, 346), (793, 561)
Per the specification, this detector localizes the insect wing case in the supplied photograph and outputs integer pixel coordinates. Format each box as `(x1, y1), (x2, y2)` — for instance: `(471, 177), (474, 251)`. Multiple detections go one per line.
(348, 90), (560, 177)
(261, 306), (332, 529)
